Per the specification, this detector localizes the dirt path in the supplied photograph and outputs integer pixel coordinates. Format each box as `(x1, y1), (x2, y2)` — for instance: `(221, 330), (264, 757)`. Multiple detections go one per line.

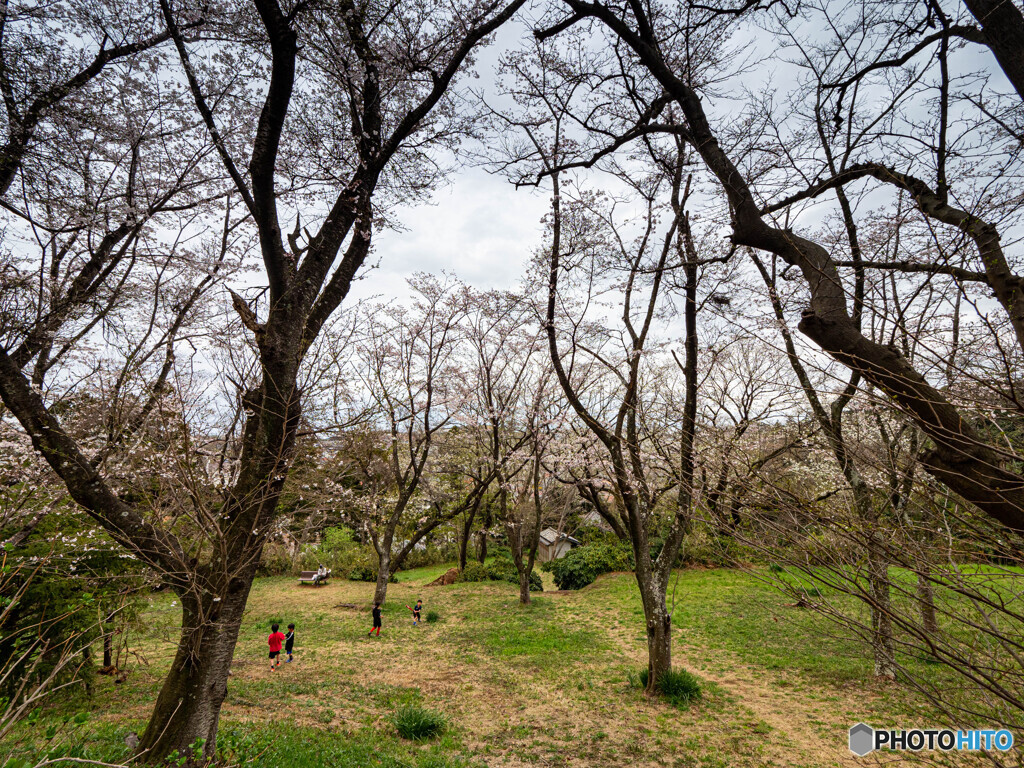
(593, 618), (858, 767)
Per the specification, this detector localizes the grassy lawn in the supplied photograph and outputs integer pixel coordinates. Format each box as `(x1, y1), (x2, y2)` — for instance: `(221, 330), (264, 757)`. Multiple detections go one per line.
(2, 565), (992, 767)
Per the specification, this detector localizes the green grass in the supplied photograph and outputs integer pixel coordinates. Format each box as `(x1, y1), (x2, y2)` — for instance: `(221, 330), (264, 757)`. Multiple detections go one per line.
(4, 563), (999, 768)
(630, 668), (703, 709)
(393, 704), (448, 741)
(600, 567), (949, 692)
(479, 598), (601, 663)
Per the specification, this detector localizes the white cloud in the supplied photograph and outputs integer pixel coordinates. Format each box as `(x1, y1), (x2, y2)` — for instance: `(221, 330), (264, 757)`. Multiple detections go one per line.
(350, 167), (551, 303)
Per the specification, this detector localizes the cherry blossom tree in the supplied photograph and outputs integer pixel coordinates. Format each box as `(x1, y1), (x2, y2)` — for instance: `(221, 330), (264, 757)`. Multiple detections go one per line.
(0, 0), (525, 759)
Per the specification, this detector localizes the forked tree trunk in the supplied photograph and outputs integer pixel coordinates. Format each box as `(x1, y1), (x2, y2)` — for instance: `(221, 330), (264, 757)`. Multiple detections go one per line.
(510, 515), (539, 605)
(513, 452), (545, 605)
(137, 580), (252, 762)
(458, 491), (485, 571)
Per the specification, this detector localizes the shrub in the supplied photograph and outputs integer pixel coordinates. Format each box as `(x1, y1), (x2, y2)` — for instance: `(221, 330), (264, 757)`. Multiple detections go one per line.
(399, 542), (459, 570)
(458, 555), (542, 591)
(657, 669), (702, 707)
(426, 610), (440, 623)
(548, 543), (634, 590)
(258, 542), (293, 576)
(486, 551), (543, 591)
(629, 667), (702, 709)
(673, 529), (748, 567)
(458, 562), (489, 582)
(295, 532), (401, 583)
(393, 705), (447, 741)
(575, 526), (621, 547)
(297, 528), (367, 576)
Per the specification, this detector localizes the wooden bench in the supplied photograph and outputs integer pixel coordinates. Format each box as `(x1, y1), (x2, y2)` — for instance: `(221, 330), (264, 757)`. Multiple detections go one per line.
(298, 570), (330, 586)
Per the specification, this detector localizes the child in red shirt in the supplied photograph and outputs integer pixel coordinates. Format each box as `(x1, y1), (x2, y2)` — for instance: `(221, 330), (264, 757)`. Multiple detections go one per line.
(268, 623), (285, 671)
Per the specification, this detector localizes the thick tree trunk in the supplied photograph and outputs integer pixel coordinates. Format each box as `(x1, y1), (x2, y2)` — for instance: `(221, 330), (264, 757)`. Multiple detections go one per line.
(374, 551), (391, 606)
(639, 580), (672, 691)
(137, 582), (251, 762)
(459, 492), (485, 571)
(518, 569), (531, 604)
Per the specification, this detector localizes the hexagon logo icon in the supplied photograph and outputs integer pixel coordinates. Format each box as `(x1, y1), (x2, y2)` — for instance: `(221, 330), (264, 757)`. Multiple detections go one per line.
(849, 723), (874, 756)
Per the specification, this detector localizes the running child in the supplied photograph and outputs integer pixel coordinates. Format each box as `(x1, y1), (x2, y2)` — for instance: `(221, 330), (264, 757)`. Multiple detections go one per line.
(406, 599), (423, 626)
(368, 603), (382, 637)
(268, 623), (285, 671)
(284, 623), (295, 662)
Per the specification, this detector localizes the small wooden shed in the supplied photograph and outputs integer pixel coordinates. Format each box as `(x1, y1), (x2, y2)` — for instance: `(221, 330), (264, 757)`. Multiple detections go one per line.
(537, 527), (581, 562)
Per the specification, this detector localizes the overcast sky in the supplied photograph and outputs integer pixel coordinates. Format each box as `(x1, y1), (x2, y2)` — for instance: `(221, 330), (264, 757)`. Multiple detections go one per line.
(348, 166), (550, 305)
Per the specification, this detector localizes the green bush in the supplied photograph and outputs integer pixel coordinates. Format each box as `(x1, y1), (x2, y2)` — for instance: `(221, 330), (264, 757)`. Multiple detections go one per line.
(658, 669), (702, 707)
(630, 667), (702, 708)
(295, 531), (401, 583)
(298, 527), (366, 576)
(393, 705), (447, 741)
(258, 542), (293, 576)
(548, 543), (634, 590)
(458, 562), (489, 582)
(426, 610), (440, 623)
(486, 551), (543, 591)
(458, 554), (542, 591)
(399, 543), (459, 570)
(674, 530), (747, 567)
(574, 526), (621, 547)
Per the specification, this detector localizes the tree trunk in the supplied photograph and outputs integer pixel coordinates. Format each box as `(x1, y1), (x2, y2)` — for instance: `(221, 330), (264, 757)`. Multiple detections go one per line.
(518, 568), (531, 605)
(477, 530), (488, 564)
(459, 513), (474, 571)
(82, 645), (93, 696)
(137, 583), (251, 762)
(867, 541), (898, 681)
(639, 581), (672, 691)
(916, 570), (939, 637)
(477, 499), (492, 563)
(102, 614), (114, 668)
(374, 551), (391, 606)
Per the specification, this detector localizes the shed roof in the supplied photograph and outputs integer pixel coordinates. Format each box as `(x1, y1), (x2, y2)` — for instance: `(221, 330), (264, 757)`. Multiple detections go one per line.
(539, 527), (581, 546)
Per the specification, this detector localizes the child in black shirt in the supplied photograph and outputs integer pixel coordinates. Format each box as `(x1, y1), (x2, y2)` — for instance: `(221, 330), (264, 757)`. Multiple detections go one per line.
(406, 599), (423, 626)
(368, 603), (382, 637)
(285, 623), (295, 662)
